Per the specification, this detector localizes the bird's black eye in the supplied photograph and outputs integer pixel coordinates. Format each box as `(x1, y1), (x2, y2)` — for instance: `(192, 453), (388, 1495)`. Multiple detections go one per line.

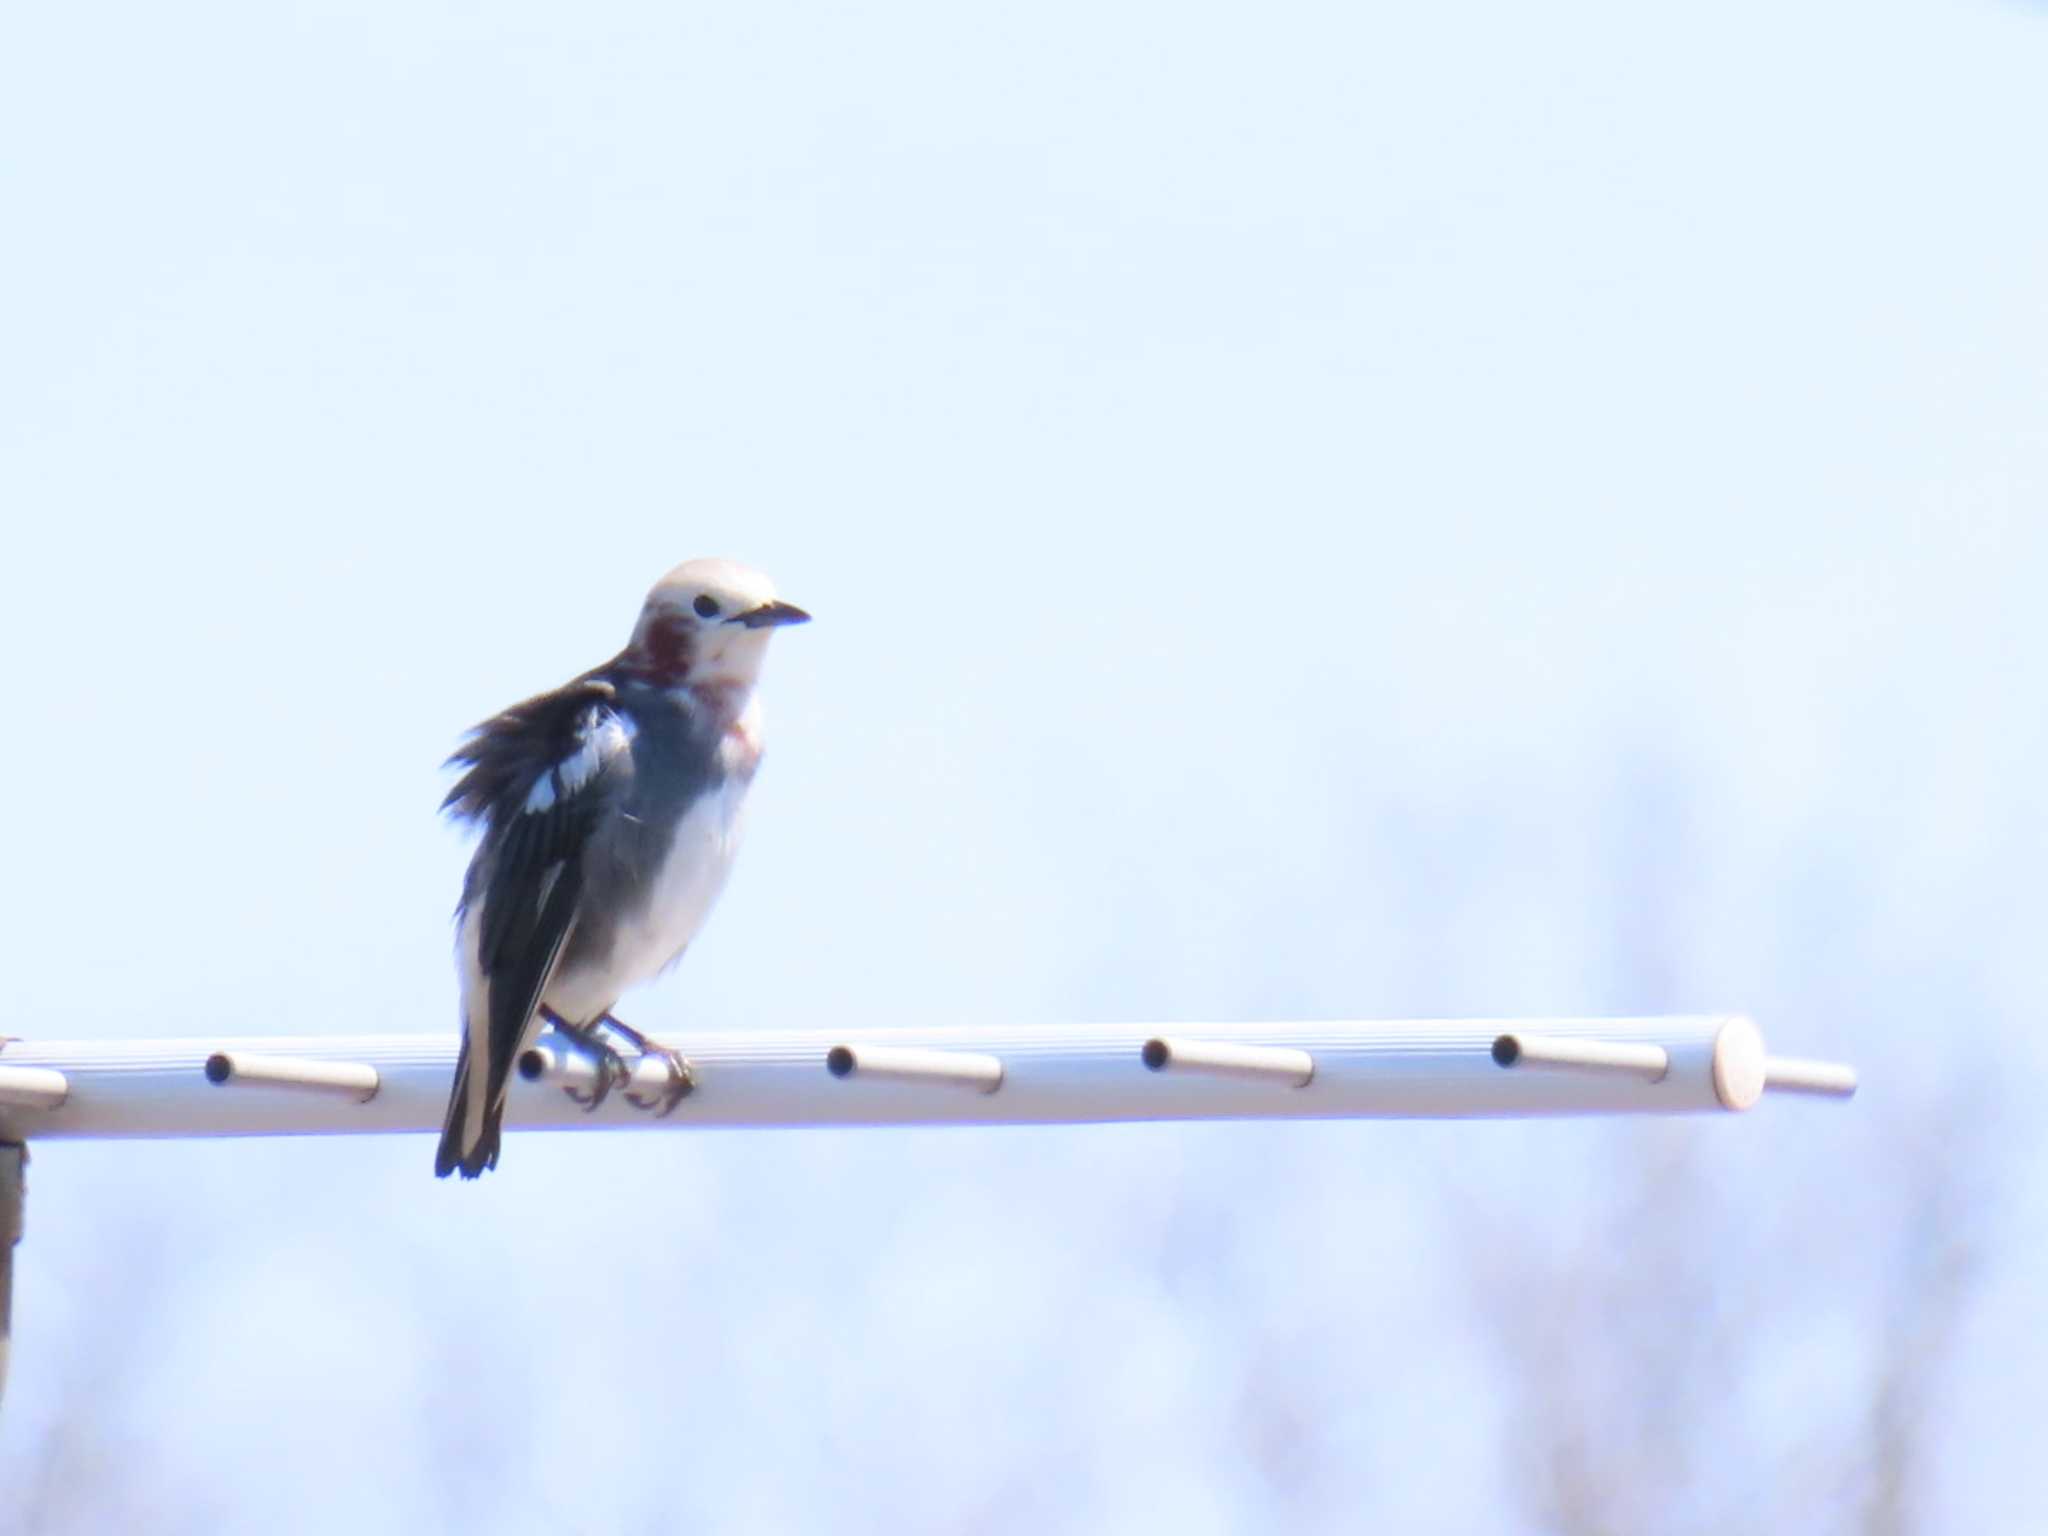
(693, 594), (721, 618)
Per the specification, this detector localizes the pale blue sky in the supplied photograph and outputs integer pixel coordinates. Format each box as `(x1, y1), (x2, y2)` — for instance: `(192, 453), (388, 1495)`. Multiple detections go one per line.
(2, 0), (2044, 1529)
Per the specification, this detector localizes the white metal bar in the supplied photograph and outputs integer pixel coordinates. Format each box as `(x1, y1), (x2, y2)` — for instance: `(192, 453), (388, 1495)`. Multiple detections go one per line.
(1490, 1033), (1669, 1082)
(1764, 1056), (1859, 1099)
(203, 1052), (379, 1102)
(1141, 1037), (1314, 1087)
(825, 1043), (1004, 1093)
(0, 1016), (1856, 1142)
(0, 1067), (68, 1112)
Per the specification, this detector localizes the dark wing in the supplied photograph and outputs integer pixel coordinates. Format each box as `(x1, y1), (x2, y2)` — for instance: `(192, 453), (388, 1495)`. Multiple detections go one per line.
(443, 674), (625, 827)
(446, 678), (636, 1151)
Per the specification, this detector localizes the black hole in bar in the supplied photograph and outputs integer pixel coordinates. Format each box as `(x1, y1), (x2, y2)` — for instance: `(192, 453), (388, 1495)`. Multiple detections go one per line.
(517, 1049), (546, 1081)
(825, 1046), (855, 1078)
(1491, 1035), (1520, 1068)
(1140, 1039), (1169, 1071)
(203, 1053), (232, 1085)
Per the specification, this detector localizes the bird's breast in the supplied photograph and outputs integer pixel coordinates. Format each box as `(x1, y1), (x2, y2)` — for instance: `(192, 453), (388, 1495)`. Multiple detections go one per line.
(543, 697), (767, 1020)
(567, 773), (755, 1012)
(641, 770), (751, 955)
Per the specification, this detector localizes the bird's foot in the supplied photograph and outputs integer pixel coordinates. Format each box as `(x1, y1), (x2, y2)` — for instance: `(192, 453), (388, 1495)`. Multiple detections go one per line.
(564, 1040), (630, 1111)
(623, 1045), (696, 1117)
(598, 1013), (694, 1116)
(542, 1010), (631, 1111)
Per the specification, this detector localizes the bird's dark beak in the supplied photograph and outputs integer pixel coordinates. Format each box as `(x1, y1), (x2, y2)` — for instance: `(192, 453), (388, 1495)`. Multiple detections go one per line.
(733, 600), (811, 628)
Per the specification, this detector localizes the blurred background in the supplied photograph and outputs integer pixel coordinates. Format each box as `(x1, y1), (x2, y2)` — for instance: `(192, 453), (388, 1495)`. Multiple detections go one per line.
(2, 0), (2043, 1529)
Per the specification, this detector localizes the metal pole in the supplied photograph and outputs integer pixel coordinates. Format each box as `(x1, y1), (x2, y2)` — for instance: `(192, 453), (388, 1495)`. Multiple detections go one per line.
(0, 1016), (1855, 1141)
(0, 1142), (23, 1409)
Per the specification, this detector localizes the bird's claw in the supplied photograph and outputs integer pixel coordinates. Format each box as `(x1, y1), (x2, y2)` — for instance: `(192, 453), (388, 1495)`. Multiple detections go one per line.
(561, 1034), (631, 1112)
(623, 1048), (696, 1117)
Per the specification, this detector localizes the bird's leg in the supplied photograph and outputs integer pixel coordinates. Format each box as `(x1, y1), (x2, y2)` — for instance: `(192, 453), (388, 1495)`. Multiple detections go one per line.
(592, 1012), (653, 1054)
(599, 1011), (697, 1117)
(538, 1006), (630, 1111)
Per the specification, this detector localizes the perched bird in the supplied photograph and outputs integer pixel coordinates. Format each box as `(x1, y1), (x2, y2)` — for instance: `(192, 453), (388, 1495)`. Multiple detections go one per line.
(434, 558), (808, 1179)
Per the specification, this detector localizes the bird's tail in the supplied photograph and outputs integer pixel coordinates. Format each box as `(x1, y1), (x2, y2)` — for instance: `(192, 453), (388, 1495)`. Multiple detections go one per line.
(435, 1035), (503, 1179)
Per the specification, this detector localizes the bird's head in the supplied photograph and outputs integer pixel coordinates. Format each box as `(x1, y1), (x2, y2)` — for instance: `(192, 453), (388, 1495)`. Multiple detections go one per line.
(621, 557), (809, 692)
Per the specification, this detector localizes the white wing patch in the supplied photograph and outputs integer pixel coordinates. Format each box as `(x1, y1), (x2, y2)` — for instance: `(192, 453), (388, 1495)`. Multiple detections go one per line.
(521, 709), (635, 815)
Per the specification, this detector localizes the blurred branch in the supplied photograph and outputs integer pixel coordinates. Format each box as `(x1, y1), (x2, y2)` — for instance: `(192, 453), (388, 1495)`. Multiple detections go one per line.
(1456, 1094), (1993, 1536)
